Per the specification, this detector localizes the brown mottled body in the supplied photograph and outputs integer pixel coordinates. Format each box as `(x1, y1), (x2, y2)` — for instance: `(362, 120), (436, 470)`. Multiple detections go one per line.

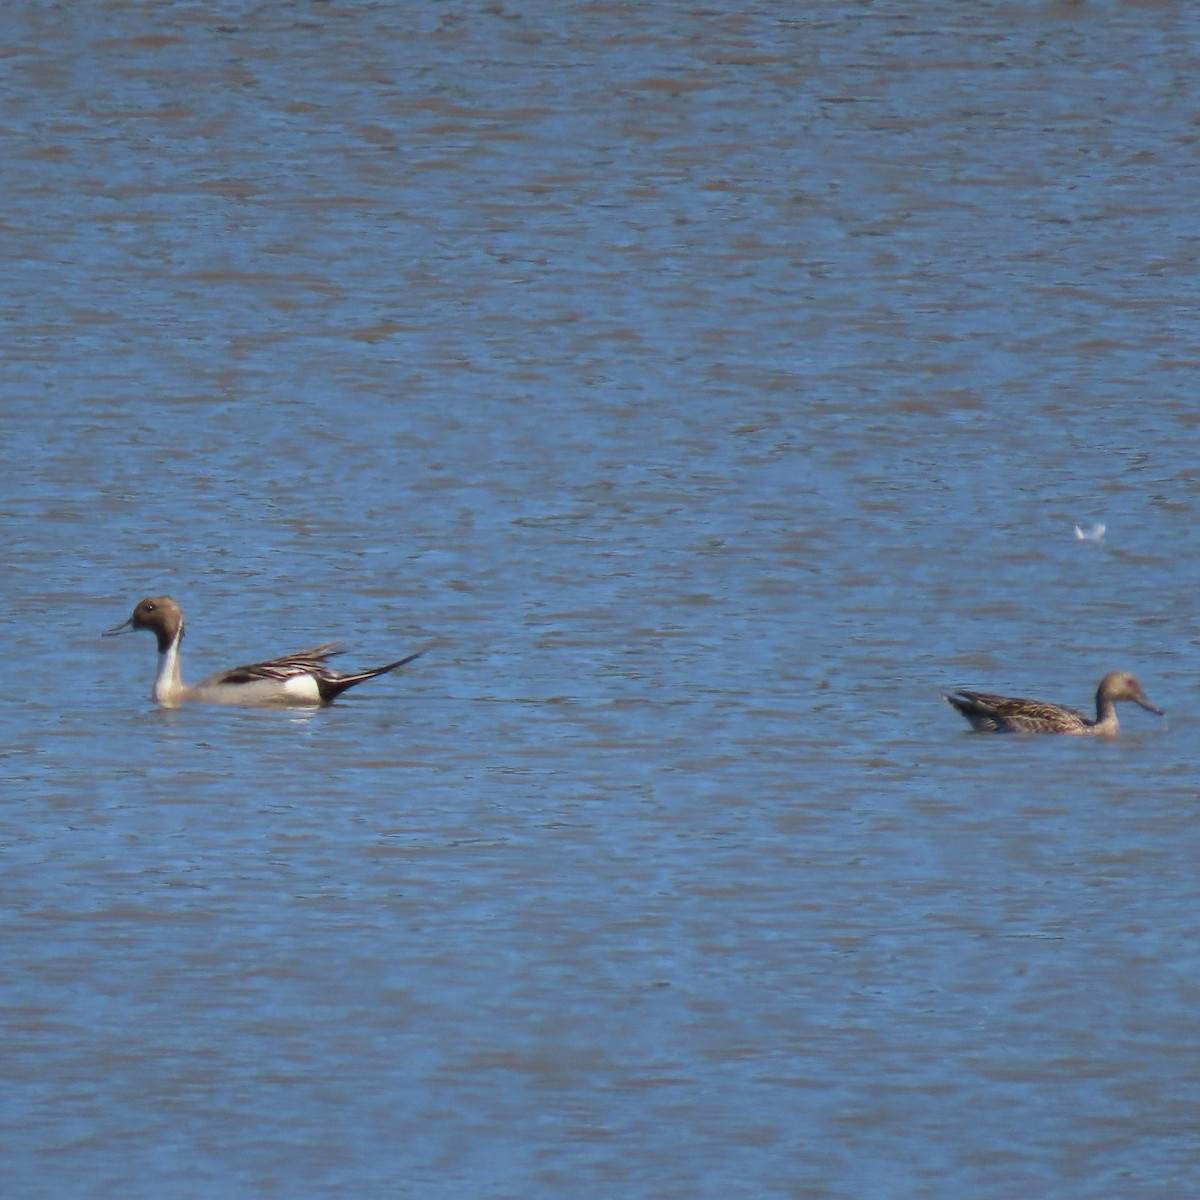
(944, 671), (1162, 736)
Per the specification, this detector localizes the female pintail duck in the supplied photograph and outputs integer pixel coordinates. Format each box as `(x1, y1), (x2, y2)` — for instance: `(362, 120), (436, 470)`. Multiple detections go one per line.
(105, 595), (425, 708)
(944, 670), (1162, 736)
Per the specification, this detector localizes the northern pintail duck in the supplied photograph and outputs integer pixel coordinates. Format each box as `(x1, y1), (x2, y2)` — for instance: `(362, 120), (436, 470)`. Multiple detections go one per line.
(944, 671), (1162, 736)
(105, 595), (424, 708)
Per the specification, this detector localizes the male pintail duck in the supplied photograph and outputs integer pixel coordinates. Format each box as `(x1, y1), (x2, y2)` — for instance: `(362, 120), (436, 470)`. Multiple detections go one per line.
(944, 670), (1162, 736)
(105, 595), (424, 708)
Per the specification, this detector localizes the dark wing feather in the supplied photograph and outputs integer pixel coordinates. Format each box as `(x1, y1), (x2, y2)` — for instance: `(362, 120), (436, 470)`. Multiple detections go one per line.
(214, 642), (345, 685)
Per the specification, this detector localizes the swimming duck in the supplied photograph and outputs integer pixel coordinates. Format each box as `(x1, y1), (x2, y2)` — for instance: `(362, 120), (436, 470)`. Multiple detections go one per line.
(105, 595), (424, 708)
(944, 671), (1162, 735)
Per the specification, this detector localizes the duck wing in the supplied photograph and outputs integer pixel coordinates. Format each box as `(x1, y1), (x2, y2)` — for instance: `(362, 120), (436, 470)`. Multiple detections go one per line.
(946, 689), (1088, 733)
(211, 642), (345, 685)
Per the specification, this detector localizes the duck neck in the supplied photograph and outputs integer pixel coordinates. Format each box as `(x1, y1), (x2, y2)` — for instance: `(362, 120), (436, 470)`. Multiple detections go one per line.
(153, 626), (185, 707)
(1091, 690), (1119, 736)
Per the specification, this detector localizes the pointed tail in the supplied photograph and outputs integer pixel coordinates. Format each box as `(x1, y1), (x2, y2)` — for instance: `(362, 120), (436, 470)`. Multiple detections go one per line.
(318, 646), (428, 703)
